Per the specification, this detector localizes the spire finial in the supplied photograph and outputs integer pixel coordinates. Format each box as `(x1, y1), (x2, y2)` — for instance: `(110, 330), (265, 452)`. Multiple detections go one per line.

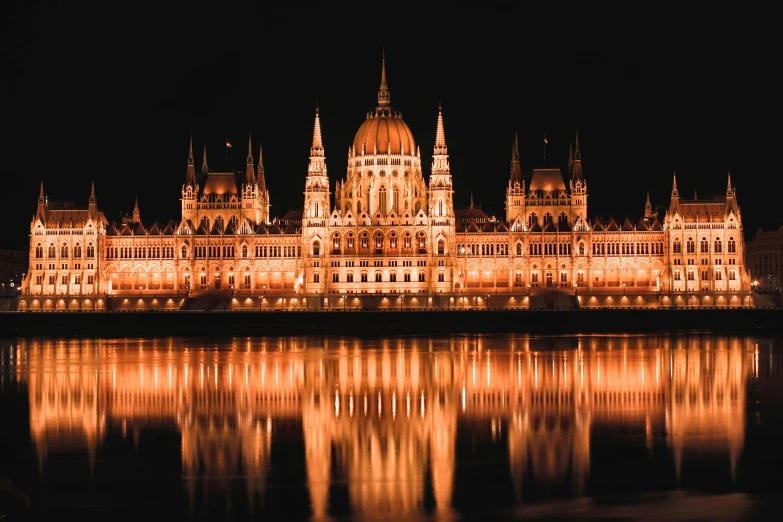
(509, 131), (522, 184)
(257, 141), (266, 192)
(245, 131), (255, 185)
(201, 143), (209, 174)
(568, 139), (574, 169)
(671, 171), (679, 198)
(188, 132), (194, 165)
(39, 181), (44, 200)
(434, 104), (447, 151)
(377, 48), (390, 109)
(470, 191), (474, 209)
(312, 105), (323, 151)
(513, 130), (520, 161)
(575, 129), (581, 160)
(90, 181), (96, 203)
(727, 171), (733, 194)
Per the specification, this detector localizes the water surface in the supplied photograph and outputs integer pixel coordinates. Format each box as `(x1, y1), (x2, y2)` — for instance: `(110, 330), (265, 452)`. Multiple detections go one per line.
(1, 334), (782, 521)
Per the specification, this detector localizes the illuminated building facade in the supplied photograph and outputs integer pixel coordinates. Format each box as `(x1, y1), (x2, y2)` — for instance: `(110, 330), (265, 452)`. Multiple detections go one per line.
(19, 55), (753, 310)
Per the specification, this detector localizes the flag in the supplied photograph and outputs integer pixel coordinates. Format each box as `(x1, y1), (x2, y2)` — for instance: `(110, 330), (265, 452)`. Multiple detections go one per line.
(225, 140), (233, 148)
(543, 135), (548, 145)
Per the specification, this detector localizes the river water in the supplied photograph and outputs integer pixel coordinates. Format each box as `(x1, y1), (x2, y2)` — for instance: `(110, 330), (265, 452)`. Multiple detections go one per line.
(1, 333), (782, 521)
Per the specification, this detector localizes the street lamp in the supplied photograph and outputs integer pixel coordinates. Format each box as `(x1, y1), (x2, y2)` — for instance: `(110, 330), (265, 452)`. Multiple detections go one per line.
(486, 293), (490, 310)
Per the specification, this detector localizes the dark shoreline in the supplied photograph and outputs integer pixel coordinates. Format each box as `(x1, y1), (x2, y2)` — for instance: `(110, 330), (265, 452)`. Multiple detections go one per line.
(2, 308), (782, 338)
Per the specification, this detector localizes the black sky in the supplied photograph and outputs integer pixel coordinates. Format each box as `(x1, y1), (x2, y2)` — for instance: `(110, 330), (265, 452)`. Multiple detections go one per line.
(0, 6), (777, 249)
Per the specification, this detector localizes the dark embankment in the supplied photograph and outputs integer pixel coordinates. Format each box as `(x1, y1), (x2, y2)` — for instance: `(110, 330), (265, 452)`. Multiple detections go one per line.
(1, 308), (782, 338)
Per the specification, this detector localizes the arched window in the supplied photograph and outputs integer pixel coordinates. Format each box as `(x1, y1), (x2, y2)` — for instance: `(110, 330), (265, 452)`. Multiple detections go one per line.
(48, 243), (56, 258)
(559, 212), (568, 224)
(437, 239), (445, 255)
(673, 239), (682, 254)
(361, 232), (369, 249)
(516, 242), (523, 256)
(241, 245), (248, 258)
(357, 200), (362, 213)
(528, 213), (538, 227)
(728, 270), (736, 281)
(389, 232), (397, 249)
(700, 237), (708, 253)
(347, 232), (354, 250)
(543, 212), (552, 224)
(686, 238), (695, 253)
(375, 232), (384, 251)
(438, 198), (444, 216)
(379, 187), (387, 214)
(314, 200), (320, 217)
(714, 238), (722, 253)
(73, 243), (82, 258)
(579, 242), (585, 256)
(375, 271), (382, 282)
(728, 237), (736, 253)
(332, 234), (341, 253)
(674, 270), (681, 281)
(61, 243), (69, 258)
(404, 232), (412, 250)
(715, 270), (722, 281)
(35, 243), (43, 258)
(312, 240), (320, 256)
(347, 272), (354, 283)
(417, 232), (427, 253)
(344, 201), (352, 214)
(87, 243), (95, 257)
(181, 245), (188, 258)
(393, 187), (399, 214)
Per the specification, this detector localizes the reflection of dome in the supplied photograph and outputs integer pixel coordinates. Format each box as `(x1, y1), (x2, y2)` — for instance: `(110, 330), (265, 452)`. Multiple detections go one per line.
(353, 112), (416, 156)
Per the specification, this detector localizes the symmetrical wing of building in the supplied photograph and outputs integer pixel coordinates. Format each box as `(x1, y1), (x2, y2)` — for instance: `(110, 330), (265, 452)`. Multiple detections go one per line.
(20, 56), (753, 311)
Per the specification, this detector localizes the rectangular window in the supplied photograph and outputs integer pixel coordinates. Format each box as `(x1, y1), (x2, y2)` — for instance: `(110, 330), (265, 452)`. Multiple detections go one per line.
(418, 272), (425, 282)
(437, 272), (444, 282)
(560, 272), (567, 283)
(74, 274), (81, 284)
(48, 275), (55, 285)
(313, 273), (320, 283)
(87, 274), (94, 285)
(332, 273), (339, 283)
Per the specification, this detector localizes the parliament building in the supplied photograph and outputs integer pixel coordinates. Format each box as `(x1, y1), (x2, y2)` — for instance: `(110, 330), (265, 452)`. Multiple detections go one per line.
(19, 57), (753, 311)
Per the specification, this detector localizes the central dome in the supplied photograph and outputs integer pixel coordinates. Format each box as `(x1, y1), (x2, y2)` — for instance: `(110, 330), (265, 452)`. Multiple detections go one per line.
(353, 111), (416, 156)
(352, 53), (416, 156)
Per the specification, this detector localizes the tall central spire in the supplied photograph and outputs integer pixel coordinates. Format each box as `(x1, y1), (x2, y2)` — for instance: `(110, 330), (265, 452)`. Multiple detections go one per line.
(509, 131), (522, 185)
(245, 131), (255, 185)
(377, 48), (390, 110)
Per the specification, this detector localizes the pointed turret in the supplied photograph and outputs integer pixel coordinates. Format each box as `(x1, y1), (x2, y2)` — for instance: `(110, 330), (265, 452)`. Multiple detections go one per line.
(568, 139), (574, 171)
(727, 171), (733, 195)
(671, 171), (679, 198)
(430, 104), (452, 219)
(257, 142), (267, 193)
(470, 192), (474, 209)
(37, 181), (46, 219)
(509, 131), (522, 185)
(644, 191), (653, 219)
(201, 143), (209, 174)
(186, 132), (197, 186)
(245, 131), (255, 185)
(89, 181), (97, 216)
(572, 130), (583, 181)
(308, 105), (327, 175)
(133, 197), (140, 224)
(377, 48), (390, 111)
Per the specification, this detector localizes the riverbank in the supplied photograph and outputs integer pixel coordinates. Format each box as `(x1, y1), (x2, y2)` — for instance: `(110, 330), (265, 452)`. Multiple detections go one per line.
(2, 308), (782, 338)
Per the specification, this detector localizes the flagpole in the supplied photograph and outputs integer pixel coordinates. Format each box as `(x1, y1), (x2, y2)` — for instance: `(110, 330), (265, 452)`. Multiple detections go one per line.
(543, 134), (547, 166)
(225, 138), (228, 170)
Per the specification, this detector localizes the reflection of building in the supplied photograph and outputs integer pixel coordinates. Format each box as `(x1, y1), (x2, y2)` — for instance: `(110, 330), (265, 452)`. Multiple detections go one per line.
(20, 55), (751, 313)
(746, 226), (783, 291)
(14, 335), (755, 518)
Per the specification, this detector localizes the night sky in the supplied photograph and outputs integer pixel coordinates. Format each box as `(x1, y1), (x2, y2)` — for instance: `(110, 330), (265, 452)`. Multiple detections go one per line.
(0, 6), (776, 249)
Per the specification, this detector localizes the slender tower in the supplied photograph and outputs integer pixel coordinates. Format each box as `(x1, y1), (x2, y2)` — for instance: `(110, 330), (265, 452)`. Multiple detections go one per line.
(505, 131), (525, 226)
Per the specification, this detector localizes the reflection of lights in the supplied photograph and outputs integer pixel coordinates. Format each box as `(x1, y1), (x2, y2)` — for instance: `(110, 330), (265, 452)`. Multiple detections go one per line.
(335, 392), (340, 417)
(461, 384), (466, 412)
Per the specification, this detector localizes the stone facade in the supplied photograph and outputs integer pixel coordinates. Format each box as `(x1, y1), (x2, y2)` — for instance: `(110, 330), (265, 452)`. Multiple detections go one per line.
(19, 57), (753, 311)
